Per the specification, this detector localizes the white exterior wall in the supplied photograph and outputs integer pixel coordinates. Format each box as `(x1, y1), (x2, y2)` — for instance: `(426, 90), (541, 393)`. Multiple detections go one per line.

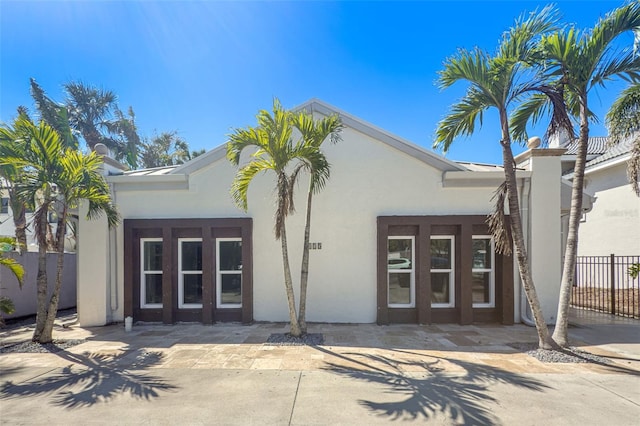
(76, 108), (568, 326)
(105, 126), (500, 324)
(77, 200), (110, 325)
(578, 162), (640, 256)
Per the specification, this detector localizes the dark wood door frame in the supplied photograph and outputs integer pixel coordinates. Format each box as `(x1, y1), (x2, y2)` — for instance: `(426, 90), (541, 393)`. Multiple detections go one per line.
(124, 218), (253, 324)
(377, 215), (514, 325)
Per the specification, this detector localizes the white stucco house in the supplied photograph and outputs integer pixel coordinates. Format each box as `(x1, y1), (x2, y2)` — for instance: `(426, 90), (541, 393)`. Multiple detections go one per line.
(77, 99), (579, 328)
(556, 136), (640, 256)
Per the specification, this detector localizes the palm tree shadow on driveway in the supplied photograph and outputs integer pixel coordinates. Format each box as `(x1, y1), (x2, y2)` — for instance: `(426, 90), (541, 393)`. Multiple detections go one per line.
(0, 348), (178, 409)
(316, 346), (549, 424)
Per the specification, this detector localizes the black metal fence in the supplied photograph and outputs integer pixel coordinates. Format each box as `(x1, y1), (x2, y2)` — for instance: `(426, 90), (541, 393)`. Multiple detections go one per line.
(571, 255), (640, 318)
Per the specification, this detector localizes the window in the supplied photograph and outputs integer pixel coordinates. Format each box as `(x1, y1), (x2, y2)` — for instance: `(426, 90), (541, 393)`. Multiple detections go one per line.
(472, 236), (495, 307)
(141, 238), (163, 308)
(387, 237), (414, 308)
(430, 236), (455, 307)
(217, 238), (242, 308)
(1, 198), (8, 214)
(179, 238), (203, 308)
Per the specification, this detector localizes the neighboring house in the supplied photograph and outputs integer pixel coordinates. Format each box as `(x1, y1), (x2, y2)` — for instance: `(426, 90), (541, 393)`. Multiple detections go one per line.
(0, 181), (31, 246)
(0, 182), (77, 253)
(557, 136), (640, 256)
(78, 99), (577, 327)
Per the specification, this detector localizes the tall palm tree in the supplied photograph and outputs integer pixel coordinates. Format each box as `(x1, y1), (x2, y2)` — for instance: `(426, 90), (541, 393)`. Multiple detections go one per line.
(227, 99), (328, 337)
(0, 112), (32, 251)
(290, 109), (342, 333)
(0, 117), (119, 343)
(104, 106), (141, 170)
(529, 3), (640, 347)
(64, 81), (118, 152)
(606, 82), (640, 195)
(30, 79), (79, 150)
(435, 7), (561, 349)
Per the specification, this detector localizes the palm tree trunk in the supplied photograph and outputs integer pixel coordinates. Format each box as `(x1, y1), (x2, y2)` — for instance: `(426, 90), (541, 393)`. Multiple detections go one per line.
(38, 207), (68, 343)
(298, 185), (313, 334)
(500, 111), (553, 350)
(553, 98), (589, 347)
(32, 208), (50, 342)
(38, 211), (68, 343)
(280, 219), (302, 337)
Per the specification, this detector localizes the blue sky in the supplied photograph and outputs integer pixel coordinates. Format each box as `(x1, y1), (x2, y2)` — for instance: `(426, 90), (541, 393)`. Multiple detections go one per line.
(0, 0), (634, 165)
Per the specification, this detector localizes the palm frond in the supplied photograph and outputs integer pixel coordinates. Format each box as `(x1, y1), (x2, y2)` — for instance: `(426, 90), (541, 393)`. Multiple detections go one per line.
(434, 88), (487, 152)
(607, 82), (640, 195)
(0, 256), (25, 287)
(499, 4), (559, 62)
(607, 83), (640, 143)
(590, 52), (640, 89)
(230, 158), (272, 211)
(585, 2), (640, 70)
(487, 181), (512, 256)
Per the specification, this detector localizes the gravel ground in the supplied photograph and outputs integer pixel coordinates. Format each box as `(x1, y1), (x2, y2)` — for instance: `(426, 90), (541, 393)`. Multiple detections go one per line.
(0, 339), (86, 354)
(509, 342), (612, 364)
(1, 308), (78, 330)
(0, 308), (85, 354)
(266, 333), (324, 346)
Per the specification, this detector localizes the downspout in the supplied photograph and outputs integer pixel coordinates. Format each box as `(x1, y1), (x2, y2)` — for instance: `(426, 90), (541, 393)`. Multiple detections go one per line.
(519, 175), (535, 326)
(109, 182), (118, 317)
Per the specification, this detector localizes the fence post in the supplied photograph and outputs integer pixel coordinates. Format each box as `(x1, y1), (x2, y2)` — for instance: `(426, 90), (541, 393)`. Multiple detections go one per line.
(610, 253), (616, 316)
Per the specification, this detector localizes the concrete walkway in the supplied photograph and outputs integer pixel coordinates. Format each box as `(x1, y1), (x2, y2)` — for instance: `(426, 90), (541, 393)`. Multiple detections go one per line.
(1, 309), (638, 425)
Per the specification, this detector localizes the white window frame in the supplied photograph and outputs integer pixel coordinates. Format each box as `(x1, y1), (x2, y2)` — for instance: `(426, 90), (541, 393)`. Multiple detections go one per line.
(472, 235), (495, 308)
(217, 237), (242, 309)
(178, 238), (203, 309)
(430, 235), (455, 308)
(140, 238), (163, 309)
(387, 236), (415, 308)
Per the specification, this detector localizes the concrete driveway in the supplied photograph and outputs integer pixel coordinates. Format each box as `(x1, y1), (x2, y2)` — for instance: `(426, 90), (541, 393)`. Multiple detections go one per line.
(1, 309), (638, 425)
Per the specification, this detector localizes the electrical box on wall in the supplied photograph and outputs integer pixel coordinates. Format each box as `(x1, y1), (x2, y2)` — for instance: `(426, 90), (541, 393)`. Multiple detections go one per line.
(308, 242), (322, 250)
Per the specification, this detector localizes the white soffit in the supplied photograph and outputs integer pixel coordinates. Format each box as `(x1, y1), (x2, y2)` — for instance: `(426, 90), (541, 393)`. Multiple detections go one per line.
(442, 171), (531, 188)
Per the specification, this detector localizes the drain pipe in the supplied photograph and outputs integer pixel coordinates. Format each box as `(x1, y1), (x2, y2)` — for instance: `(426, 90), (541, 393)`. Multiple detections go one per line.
(519, 175), (535, 326)
(109, 182), (118, 316)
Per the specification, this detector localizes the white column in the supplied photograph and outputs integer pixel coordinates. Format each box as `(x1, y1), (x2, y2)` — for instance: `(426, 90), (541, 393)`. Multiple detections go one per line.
(527, 148), (565, 323)
(77, 199), (110, 326)
(76, 152), (127, 326)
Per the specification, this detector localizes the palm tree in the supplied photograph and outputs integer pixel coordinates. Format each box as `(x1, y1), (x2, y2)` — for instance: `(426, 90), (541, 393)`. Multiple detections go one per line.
(0, 112), (32, 251)
(104, 106), (141, 169)
(227, 99), (328, 337)
(139, 131), (193, 168)
(30, 80), (79, 151)
(31, 79), (141, 167)
(290, 109), (342, 333)
(0, 117), (119, 343)
(64, 81), (118, 152)
(529, 3), (640, 347)
(606, 82), (640, 195)
(434, 7), (560, 349)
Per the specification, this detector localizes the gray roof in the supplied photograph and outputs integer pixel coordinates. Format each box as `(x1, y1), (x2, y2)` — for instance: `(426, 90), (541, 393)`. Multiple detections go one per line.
(564, 136), (609, 155)
(120, 165), (177, 176)
(584, 136), (634, 170)
(456, 161), (505, 172)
